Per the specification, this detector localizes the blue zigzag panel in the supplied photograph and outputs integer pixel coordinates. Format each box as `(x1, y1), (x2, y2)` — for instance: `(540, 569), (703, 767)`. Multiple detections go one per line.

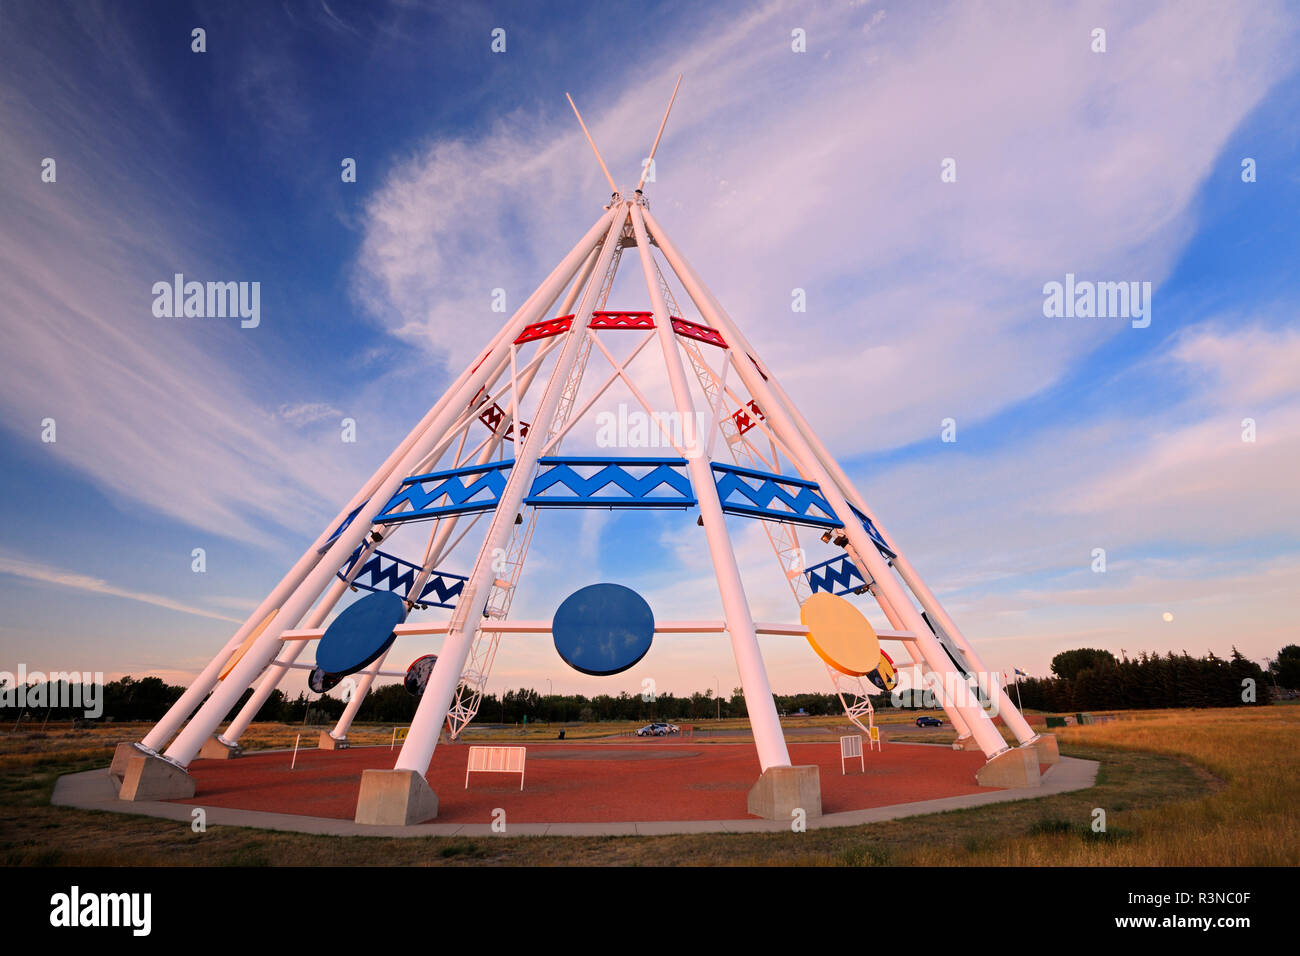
(710, 462), (897, 558)
(711, 461), (840, 528)
(850, 506), (897, 559)
(338, 548), (467, 609)
(804, 554), (868, 595)
(364, 456), (896, 567)
(375, 461), (514, 524)
(525, 457), (695, 508)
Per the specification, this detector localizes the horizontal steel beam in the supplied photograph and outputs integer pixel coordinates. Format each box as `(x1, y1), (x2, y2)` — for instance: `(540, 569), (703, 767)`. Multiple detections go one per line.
(280, 620), (916, 643)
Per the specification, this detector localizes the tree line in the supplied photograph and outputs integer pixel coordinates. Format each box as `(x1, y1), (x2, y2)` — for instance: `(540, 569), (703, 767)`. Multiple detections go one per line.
(2, 645), (1293, 726)
(1012, 646), (1284, 713)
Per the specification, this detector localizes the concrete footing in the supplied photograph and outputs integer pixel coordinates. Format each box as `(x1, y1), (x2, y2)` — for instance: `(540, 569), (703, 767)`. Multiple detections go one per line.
(119, 753), (196, 802)
(746, 765), (822, 821)
(318, 732), (348, 751)
(199, 736), (242, 760)
(354, 769), (438, 826)
(953, 735), (983, 751)
(975, 746), (1041, 789)
(110, 742), (149, 790)
(1025, 733), (1059, 766)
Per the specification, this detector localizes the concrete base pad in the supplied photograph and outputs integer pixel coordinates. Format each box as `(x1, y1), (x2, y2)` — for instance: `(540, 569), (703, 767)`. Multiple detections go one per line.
(318, 732), (348, 751)
(199, 736), (242, 760)
(354, 769), (438, 826)
(110, 742), (149, 789)
(1025, 733), (1060, 766)
(119, 753), (196, 802)
(746, 765), (822, 821)
(975, 746), (1041, 789)
(953, 735), (983, 751)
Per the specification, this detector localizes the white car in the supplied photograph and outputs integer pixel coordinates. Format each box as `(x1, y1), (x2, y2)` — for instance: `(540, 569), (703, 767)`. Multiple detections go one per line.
(635, 722), (680, 737)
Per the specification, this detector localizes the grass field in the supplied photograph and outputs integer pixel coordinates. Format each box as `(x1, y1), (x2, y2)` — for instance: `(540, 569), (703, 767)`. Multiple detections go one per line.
(0, 705), (1295, 866)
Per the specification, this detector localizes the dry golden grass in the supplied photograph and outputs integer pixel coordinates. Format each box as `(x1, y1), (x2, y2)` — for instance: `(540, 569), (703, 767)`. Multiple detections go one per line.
(902, 706), (1300, 866)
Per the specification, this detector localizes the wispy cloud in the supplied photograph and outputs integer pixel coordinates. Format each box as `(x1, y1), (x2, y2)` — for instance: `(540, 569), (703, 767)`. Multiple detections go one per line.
(0, 6), (364, 548)
(275, 402), (345, 427)
(354, 0), (1296, 455)
(0, 550), (242, 625)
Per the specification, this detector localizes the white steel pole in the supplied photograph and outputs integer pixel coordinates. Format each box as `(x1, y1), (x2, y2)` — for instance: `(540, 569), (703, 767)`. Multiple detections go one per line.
(923, 659), (972, 735)
(392, 208), (629, 776)
(628, 202), (790, 771)
(160, 342), (490, 753)
(220, 573), (353, 744)
(567, 94), (619, 196)
(330, 648), (389, 740)
(162, 209), (616, 768)
(246, 249), (599, 748)
(327, 274), (593, 744)
(686, 252), (1033, 741)
(643, 207), (1008, 758)
(862, 580), (971, 737)
(722, 308), (1037, 745)
(328, 500), (469, 742)
(140, 623), (270, 752)
(138, 274), (534, 755)
(636, 74), (682, 192)
(325, 527), (463, 744)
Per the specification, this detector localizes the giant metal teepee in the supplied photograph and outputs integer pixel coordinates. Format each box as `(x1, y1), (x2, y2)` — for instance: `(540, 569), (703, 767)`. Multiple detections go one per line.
(115, 80), (1055, 824)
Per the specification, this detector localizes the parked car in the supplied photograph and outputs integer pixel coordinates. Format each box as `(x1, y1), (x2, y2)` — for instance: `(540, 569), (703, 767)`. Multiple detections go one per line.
(636, 722), (681, 737)
(915, 716), (944, 727)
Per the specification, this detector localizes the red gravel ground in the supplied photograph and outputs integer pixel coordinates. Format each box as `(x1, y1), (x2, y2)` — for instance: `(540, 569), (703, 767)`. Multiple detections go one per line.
(172, 739), (998, 824)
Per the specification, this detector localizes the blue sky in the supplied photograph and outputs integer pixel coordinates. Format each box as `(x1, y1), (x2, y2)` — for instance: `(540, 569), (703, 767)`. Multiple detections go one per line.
(2, 0), (1298, 701)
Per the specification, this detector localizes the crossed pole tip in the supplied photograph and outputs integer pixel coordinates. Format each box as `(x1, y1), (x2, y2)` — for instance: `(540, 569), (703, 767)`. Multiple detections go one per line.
(566, 73), (684, 199)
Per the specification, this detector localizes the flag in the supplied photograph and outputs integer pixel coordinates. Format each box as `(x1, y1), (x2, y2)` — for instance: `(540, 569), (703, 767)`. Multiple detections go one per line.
(1014, 668), (1026, 677)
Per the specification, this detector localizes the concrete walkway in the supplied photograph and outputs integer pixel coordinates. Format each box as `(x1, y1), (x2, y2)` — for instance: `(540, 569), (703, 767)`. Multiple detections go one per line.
(51, 755), (1098, 838)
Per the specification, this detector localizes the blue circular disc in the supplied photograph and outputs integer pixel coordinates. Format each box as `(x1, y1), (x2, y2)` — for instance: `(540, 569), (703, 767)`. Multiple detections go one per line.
(552, 583), (654, 676)
(316, 590), (404, 677)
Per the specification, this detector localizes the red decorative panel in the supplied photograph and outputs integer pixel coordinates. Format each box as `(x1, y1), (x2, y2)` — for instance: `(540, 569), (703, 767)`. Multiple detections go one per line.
(514, 314), (574, 345)
(474, 392), (530, 443)
(730, 400), (765, 436)
(671, 316), (728, 349)
(478, 401), (505, 432)
(590, 310), (655, 330)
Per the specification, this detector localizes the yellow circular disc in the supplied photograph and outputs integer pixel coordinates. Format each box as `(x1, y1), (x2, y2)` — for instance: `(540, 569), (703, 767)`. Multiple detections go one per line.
(800, 593), (880, 677)
(218, 608), (279, 680)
